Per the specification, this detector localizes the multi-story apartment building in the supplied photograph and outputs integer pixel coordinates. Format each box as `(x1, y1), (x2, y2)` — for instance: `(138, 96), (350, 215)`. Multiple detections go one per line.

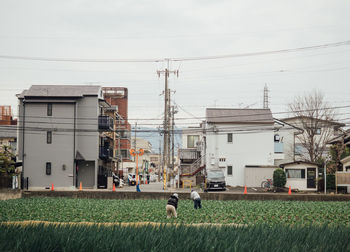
(102, 87), (132, 177)
(17, 85), (114, 190)
(0, 106), (17, 154)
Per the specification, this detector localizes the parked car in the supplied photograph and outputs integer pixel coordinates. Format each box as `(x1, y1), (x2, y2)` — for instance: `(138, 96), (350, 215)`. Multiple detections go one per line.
(205, 169), (226, 191)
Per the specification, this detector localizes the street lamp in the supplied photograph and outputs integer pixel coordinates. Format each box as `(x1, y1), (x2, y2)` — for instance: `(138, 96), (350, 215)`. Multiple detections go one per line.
(130, 148), (144, 192)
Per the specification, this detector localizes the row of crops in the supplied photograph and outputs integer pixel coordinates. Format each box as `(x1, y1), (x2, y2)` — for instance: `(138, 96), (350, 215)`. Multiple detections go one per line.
(1, 197), (350, 225)
(1, 222), (349, 251)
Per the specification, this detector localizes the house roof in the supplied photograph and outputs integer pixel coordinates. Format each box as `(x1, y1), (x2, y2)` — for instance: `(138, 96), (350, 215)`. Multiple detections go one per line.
(206, 108), (273, 124)
(327, 129), (350, 145)
(274, 118), (304, 132)
(281, 116), (345, 127)
(279, 161), (318, 168)
(17, 85), (101, 98)
(340, 155), (350, 164)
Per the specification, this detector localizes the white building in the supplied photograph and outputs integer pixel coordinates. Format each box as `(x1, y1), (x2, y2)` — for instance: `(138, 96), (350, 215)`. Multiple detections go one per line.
(204, 108), (275, 187)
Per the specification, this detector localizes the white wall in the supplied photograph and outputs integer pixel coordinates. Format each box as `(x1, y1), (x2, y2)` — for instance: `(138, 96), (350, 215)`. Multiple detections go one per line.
(245, 167), (276, 187)
(284, 163), (318, 191)
(205, 123), (274, 186)
(274, 126), (299, 166)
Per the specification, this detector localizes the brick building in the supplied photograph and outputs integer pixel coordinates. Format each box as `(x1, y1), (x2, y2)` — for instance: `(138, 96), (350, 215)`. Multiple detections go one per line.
(102, 87), (132, 177)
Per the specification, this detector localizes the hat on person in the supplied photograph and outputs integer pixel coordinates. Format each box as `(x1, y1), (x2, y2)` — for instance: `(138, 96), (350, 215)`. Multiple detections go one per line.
(173, 193), (178, 199)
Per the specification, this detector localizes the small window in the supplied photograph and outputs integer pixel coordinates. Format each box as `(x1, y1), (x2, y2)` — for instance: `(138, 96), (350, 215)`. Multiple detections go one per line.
(187, 135), (199, 148)
(227, 166), (232, 175)
(315, 128), (321, 135)
(47, 103), (52, 116)
(47, 131), (52, 144)
(227, 133), (233, 143)
(46, 162), (51, 175)
(285, 169), (305, 179)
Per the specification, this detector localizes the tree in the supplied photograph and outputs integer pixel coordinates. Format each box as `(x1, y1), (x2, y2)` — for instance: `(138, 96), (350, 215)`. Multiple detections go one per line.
(0, 145), (15, 175)
(288, 90), (339, 163)
(273, 168), (286, 188)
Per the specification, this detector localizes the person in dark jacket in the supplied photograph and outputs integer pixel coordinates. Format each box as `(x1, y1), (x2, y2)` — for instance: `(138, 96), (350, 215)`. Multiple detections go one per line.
(166, 193), (178, 218)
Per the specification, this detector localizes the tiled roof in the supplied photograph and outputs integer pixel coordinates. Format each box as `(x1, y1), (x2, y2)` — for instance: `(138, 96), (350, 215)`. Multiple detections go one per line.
(18, 85), (101, 98)
(206, 108), (273, 124)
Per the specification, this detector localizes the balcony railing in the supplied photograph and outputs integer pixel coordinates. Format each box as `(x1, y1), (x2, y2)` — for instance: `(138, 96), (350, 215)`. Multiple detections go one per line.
(179, 148), (200, 160)
(99, 146), (113, 160)
(98, 115), (113, 131)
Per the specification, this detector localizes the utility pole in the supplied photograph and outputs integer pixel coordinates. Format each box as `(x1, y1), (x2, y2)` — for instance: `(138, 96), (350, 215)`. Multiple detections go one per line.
(171, 105), (177, 188)
(117, 115), (121, 175)
(158, 138), (162, 182)
(134, 122), (137, 163)
(157, 63), (178, 190)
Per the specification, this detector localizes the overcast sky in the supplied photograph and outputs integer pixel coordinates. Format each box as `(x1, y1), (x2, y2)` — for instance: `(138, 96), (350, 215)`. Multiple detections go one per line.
(1, 0), (350, 129)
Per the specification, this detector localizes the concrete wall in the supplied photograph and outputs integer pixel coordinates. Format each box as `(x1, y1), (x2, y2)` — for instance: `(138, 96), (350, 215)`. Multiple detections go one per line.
(76, 96), (99, 188)
(245, 167), (276, 187)
(22, 102), (75, 189)
(205, 124), (274, 187)
(284, 163), (318, 191)
(22, 190), (350, 201)
(17, 95), (101, 189)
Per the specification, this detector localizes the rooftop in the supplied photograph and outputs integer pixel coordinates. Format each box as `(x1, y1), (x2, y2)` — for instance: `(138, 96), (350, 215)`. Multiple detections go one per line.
(17, 85), (101, 98)
(206, 108), (274, 124)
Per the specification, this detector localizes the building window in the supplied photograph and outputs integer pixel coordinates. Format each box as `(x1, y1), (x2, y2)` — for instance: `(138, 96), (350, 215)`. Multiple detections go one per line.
(285, 169), (305, 179)
(227, 166), (232, 175)
(227, 133), (233, 143)
(315, 128), (321, 135)
(47, 103), (52, 116)
(219, 158), (226, 162)
(46, 162), (51, 175)
(187, 135), (199, 148)
(47, 131), (52, 144)
(121, 150), (129, 159)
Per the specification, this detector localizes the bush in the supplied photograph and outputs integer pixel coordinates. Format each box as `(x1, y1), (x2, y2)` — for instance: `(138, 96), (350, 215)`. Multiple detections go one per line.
(273, 168), (286, 188)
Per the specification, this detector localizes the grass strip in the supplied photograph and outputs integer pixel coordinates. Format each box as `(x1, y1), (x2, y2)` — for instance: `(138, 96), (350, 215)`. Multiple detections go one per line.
(0, 222), (349, 252)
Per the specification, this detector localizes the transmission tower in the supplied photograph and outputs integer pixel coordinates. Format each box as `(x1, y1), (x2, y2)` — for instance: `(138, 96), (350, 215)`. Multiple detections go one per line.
(263, 84), (269, 109)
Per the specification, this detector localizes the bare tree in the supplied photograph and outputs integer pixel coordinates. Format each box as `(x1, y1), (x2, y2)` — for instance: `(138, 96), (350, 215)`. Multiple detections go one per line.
(288, 90), (339, 163)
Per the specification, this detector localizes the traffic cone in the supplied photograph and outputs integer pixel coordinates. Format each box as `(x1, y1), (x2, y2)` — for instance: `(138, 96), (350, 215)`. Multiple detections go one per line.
(244, 186), (247, 195)
(51, 184), (54, 191)
(288, 186), (292, 195)
(79, 182), (82, 191)
(112, 183), (116, 191)
(145, 179), (148, 185)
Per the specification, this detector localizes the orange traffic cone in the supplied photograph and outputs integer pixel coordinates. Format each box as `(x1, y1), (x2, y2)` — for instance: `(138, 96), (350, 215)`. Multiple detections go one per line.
(51, 184), (54, 191)
(288, 186), (292, 195)
(112, 183), (116, 191)
(145, 179), (148, 185)
(79, 182), (82, 191)
(244, 186), (247, 195)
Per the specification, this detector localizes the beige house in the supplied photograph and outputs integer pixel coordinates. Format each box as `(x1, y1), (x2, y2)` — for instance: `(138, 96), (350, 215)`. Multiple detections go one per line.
(280, 161), (318, 191)
(280, 116), (344, 162)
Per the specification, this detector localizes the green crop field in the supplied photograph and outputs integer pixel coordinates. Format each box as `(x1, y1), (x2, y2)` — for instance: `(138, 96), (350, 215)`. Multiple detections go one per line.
(1, 197), (350, 225)
(1, 197), (350, 251)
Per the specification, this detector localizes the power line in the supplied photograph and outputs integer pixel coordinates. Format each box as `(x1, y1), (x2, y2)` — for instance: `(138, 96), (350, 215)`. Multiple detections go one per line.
(8, 104), (350, 121)
(0, 40), (349, 63)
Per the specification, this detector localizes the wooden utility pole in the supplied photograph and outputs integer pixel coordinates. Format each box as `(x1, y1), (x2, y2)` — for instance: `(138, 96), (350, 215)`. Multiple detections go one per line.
(157, 64), (178, 190)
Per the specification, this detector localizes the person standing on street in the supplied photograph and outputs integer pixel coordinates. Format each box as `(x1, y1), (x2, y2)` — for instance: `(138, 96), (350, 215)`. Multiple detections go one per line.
(190, 190), (202, 209)
(166, 193), (179, 218)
